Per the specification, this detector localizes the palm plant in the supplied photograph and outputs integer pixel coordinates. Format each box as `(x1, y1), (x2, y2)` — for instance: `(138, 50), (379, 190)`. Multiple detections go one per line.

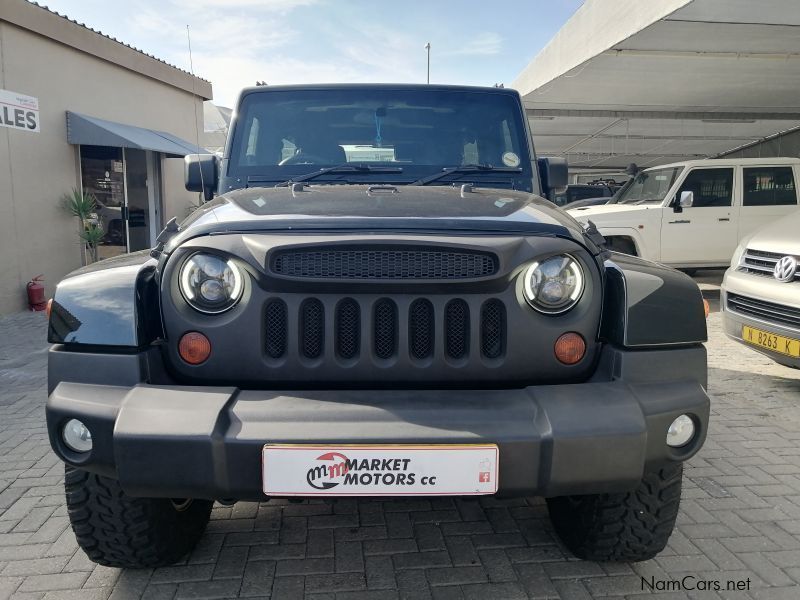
(62, 188), (105, 264)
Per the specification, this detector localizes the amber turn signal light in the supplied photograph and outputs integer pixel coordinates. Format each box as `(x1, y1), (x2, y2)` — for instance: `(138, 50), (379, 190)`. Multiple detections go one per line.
(46, 298), (53, 318)
(703, 299), (710, 319)
(178, 331), (211, 365)
(554, 332), (586, 365)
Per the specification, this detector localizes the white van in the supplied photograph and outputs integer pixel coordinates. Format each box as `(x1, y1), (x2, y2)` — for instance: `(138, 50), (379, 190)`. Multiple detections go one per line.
(567, 158), (800, 269)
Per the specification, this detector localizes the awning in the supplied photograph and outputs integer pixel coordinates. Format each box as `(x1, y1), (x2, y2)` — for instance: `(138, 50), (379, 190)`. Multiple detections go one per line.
(66, 111), (207, 157)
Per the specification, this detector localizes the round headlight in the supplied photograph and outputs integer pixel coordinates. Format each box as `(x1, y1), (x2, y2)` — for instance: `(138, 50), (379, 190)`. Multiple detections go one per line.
(179, 253), (243, 313)
(523, 255), (585, 314)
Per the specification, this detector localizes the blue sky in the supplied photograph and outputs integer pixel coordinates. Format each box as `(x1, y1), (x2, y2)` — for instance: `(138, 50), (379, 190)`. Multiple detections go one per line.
(42, 0), (583, 107)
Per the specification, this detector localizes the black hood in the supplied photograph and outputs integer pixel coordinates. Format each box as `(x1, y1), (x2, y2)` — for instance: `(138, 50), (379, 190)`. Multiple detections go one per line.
(167, 184), (593, 252)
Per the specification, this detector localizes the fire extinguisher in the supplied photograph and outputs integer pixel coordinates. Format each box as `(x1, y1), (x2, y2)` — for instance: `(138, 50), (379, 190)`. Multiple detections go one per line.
(27, 275), (47, 311)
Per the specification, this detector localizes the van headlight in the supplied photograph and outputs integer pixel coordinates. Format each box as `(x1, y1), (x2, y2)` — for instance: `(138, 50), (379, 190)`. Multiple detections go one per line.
(731, 241), (747, 269)
(523, 255), (585, 314)
(179, 253), (243, 314)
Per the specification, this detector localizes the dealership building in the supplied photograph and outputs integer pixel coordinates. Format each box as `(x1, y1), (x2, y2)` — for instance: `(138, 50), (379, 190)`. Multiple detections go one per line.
(0, 0), (212, 315)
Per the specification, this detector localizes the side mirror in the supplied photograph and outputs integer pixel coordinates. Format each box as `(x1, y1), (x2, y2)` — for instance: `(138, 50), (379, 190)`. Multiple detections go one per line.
(185, 154), (219, 202)
(674, 190), (693, 212)
(537, 157), (568, 198)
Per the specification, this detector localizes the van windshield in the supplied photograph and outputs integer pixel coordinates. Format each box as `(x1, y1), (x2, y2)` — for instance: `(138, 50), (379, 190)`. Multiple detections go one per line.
(226, 88), (533, 190)
(616, 167), (684, 204)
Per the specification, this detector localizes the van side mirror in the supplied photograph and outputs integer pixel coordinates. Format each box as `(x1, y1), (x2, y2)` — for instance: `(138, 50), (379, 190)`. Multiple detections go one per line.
(674, 190), (693, 212)
(185, 154), (219, 202)
(538, 157), (568, 198)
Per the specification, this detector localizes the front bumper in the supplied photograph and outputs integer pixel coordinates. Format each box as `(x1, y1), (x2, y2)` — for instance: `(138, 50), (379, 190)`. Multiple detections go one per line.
(47, 345), (709, 500)
(721, 271), (800, 369)
(722, 303), (800, 368)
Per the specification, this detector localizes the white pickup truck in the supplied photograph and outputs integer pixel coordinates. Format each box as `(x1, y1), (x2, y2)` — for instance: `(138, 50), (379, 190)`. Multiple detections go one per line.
(568, 158), (800, 269)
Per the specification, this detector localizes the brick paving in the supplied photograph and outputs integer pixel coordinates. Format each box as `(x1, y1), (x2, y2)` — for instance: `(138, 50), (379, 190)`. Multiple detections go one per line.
(1, 298), (799, 599)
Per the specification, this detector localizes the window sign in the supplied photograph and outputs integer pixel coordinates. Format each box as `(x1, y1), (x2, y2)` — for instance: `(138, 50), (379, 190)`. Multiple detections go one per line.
(0, 89), (39, 133)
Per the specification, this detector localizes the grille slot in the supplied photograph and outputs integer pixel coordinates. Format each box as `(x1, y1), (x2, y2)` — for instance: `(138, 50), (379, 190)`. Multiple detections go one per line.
(445, 300), (470, 359)
(409, 299), (435, 359)
(300, 299), (325, 359)
(727, 293), (800, 329)
(374, 299), (398, 359)
(272, 248), (497, 280)
(336, 299), (360, 360)
(481, 300), (506, 359)
(264, 299), (288, 359)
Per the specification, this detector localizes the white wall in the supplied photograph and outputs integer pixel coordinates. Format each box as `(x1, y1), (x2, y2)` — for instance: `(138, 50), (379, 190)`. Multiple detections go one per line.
(0, 23), (207, 314)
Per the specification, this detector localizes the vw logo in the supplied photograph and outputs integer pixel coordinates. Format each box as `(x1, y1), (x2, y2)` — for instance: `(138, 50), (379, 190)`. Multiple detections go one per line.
(773, 255), (798, 283)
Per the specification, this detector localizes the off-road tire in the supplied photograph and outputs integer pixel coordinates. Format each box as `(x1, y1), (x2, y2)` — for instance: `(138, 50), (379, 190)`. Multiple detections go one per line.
(546, 463), (682, 562)
(64, 466), (213, 568)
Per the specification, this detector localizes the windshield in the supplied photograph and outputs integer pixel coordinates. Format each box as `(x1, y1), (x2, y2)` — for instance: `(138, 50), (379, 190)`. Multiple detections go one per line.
(225, 88), (532, 190)
(616, 167), (684, 205)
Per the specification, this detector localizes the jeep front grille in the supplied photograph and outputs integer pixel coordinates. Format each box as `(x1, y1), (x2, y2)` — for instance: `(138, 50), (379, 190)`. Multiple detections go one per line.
(445, 299), (469, 360)
(266, 297), (506, 362)
(740, 248), (800, 281)
(264, 299), (288, 359)
(409, 299), (435, 359)
(373, 299), (398, 359)
(481, 299), (506, 359)
(300, 299), (325, 359)
(727, 293), (800, 330)
(336, 299), (360, 360)
(271, 248), (498, 280)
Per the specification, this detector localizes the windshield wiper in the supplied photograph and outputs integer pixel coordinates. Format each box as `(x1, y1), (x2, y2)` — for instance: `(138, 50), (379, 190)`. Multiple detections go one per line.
(410, 164), (523, 186)
(270, 163), (404, 187)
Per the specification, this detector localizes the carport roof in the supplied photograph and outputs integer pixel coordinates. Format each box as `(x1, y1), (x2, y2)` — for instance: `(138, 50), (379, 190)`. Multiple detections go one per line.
(512, 0), (800, 172)
(66, 111), (207, 158)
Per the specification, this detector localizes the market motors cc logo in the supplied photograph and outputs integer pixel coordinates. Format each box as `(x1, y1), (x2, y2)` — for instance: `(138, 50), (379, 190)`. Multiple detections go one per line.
(306, 452), (350, 490)
(773, 255), (798, 283)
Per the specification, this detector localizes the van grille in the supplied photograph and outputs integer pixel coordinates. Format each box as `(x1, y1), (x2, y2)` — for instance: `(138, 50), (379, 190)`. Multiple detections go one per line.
(740, 248), (800, 281)
(727, 293), (800, 330)
(271, 248), (498, 280)
(266, 297), (506, 363)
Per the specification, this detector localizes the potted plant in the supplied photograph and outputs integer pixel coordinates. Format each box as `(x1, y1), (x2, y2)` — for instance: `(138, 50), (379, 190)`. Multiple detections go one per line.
(62, 188), (105, 264)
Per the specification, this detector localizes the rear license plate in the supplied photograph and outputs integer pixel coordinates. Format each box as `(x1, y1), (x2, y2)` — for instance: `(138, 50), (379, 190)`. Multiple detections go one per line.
(742, 325), (800, 357)
(263, 444), (499, 496)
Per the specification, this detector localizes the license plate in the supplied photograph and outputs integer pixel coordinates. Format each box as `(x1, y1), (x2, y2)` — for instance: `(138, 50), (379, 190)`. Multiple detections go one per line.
(263, 444), (499, 496)
(742, 325), (800, 358)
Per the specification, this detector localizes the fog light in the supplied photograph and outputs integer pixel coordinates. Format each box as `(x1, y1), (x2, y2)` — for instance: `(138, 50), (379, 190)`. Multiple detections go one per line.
(666, 415), (695, 448)
(62, 419), (92, 453)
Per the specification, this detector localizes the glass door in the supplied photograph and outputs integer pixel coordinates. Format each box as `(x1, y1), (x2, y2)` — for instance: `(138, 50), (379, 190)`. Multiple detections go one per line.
(79, 146), (162, 258)
(124, 148), (152, 252)
(79, 146), (127, 259)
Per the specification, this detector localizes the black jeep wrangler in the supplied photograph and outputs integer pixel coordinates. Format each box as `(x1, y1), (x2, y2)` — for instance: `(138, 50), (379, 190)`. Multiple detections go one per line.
(47, 84), (709, 568)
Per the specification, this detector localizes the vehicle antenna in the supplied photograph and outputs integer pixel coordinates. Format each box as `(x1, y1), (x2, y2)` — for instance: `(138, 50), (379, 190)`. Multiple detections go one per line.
(186, 24), (205, 197)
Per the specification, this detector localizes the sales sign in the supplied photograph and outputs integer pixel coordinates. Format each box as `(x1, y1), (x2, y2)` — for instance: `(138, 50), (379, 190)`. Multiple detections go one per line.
(0, 89), (39, 133)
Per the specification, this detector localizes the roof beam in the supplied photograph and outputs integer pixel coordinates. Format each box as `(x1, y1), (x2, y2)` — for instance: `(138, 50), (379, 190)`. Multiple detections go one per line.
(532, 133), (758, 141)
(526, 108), (800, 120)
